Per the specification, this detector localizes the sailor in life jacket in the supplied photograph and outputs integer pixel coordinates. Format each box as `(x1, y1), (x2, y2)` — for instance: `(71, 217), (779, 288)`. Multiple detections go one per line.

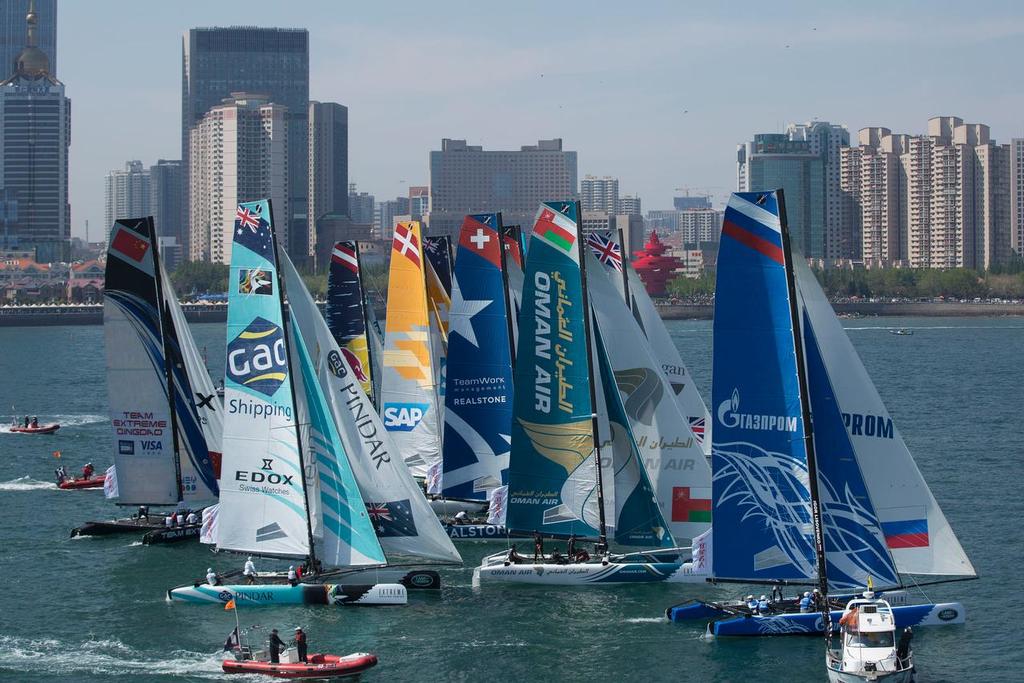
(206, 568), (219, 586)
(287, 566), (298, 586)
(243, 557), (258, 584)
(800, 592), (812, 612)
(746, 595), (758, 611)
(757, 595), (770, 614)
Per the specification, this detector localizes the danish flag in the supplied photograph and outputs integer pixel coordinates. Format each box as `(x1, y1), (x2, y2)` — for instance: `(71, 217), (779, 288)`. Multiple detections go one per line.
(392, 224), (421, 267)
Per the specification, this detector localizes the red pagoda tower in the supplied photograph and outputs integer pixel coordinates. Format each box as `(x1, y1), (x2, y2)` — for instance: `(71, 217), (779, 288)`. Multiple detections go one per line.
(632, 231), (684, 297)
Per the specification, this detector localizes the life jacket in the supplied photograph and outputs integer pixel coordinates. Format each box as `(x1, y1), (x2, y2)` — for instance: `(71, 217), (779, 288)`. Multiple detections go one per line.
(757, 600), (769, 611)
(799, 596), (812, 611)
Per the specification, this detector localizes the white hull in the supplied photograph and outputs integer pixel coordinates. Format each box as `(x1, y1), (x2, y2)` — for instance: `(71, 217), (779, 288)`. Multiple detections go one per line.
(827, 667), (913, 683)
(429, 498), (488, 516)
(167, 582), (407, 606)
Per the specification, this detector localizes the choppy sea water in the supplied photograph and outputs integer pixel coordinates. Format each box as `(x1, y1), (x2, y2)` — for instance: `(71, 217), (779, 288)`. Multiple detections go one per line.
(0, 317), (1020, 682)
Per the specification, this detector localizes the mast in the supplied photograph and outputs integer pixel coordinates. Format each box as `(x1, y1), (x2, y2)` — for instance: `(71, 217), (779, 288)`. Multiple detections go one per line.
(496, 213), (517, 369)
(268, 201), (318, 570)
(149, 217), (185, 502)
(353, 241), (377, 410)
(616, 227), (632, 313)
(777, 189), (829, 603)
(575, 203), (608, 549)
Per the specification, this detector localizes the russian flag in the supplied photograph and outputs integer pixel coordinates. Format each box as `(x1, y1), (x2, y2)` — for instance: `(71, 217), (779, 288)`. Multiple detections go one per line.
(882, 519), (929, 549)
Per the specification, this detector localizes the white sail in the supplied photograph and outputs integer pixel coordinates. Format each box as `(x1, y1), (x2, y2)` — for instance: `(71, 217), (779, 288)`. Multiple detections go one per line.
(103, 219), (179, 505)
(793, 259), (976, 578)
(587, 252), (713, 542)
(282, 256), (462, 564)
(159, 266), (222, 506)
(623, 265), (712, 455)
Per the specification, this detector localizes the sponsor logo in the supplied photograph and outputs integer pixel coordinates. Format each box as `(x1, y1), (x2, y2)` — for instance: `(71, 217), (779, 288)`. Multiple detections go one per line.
(409, 573), (436, 588)
(238, 268), (273, 295)
(382, 402), (430, 431)
(341, 347), (368, 383)
(327, 350), (348, 379)
(938, 608), (958, 621)
(217, 590), (234, 602)
(227, 317), (287, 397)
(841, 412), (894, 439)
(235, 459), (295, 487)
(716, 389), (798, 433)
(118, 440), (135, 455)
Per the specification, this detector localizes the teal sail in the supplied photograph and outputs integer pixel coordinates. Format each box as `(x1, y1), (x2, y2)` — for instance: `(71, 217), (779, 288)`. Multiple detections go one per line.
(506, 202), (602, 539)
(594, 324), (674, 548)
(291, 309), (387, 567)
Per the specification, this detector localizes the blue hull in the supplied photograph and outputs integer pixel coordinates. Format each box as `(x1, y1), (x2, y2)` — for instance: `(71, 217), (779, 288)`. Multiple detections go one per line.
(701, 602), (965, 636)
(446, 524), (511, 540)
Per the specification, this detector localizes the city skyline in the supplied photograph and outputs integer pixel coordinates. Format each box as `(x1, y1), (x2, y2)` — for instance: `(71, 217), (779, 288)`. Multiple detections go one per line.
(51, 1), (1024, 241)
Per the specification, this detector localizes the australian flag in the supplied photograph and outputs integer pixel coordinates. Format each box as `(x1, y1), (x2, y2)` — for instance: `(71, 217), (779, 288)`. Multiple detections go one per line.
(423, 236), (453, 296)
(234, 201), (274, 256)
(366, 499), (418, 537)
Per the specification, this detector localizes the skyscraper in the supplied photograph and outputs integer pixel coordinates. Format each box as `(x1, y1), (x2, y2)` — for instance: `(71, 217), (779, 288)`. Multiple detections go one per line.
(189, 93), (288, 264)
(0, 0), (55, 78)
(150, 159), (184, 244)
(1010, 139), (1024, 259)
(105, 161), (150, 230)
(788, 121), (850, 259)
(182, 27), (308, 258)
(347, 183), (375, 227)
(0, 1), (69, 263)
(428, 138), (577, 237)
(581, 175), (619, 212)
(737, 133), (825, 258)
(308, 100), (348, 255)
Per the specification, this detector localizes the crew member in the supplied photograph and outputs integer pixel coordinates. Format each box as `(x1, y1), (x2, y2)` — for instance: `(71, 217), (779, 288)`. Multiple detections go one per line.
(170, 511), (179, 527)
(82, 462), (95, 480)
(812, 588), (823, 610)
(137, 505), (149, 521)
(746, 595), (758, 611)
(243, 556), (258, 585)
(453, 510), (469, 525)
(287, 565), (298, 586)
(533, 530), (544, 561)
(164, 514), (174, 528)
(186, 511), (199, 526)
(567, 533), (577, 559)
(799, 591), (812, 612)
(757, 595), (770, 615)
(23, 416), (29, 428)
(30, 416), (38, 428)
(507, 545), (522, 564)
(771, 584), (783, 603)
(206, 568), (219, 586)
(267, 629), (286, 664)
(293, 627), (308, 663)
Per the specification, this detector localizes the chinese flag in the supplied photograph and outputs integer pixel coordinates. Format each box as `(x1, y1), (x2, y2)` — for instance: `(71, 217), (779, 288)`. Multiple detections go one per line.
(112, 228), (150, 262)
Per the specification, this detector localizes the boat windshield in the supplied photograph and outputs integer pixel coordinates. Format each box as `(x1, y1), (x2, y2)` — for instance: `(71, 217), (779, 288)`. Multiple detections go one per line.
(848, 631), (895, 648)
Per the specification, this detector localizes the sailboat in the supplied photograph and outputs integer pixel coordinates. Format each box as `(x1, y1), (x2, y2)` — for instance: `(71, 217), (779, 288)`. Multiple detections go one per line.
(325, 241), (376, 408)
(585, 230), (711, 454)
(501, 225), (526, 355)
(380, 222), (444, 481)
(474, 201), (705, 585)
(439, 214), (516, 540)
(72, 217), (221, 543)
(169, 200), (408, 607)
(665, 190), (975, 634)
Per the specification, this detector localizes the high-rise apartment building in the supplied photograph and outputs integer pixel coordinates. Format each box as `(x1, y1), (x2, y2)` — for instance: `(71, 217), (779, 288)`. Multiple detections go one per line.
(617, 194), (642, 216)
(788, 121), (850, 259)
(308, 100), (348, 258)
(408, 186), (429, 220)
(375, 197), (410, 236)
(347, 183), (375, 227)
(1, 0), (55, 78)
(0, 2), (69, 262)
(104, 161), (150, 230)
(182, 27), (308, 258)
(1012, 139), (1024, 257)
(188, 93), (288, 264)
(673, 195), (712, 210)
(150, 159), (183, 244)
(428, 138), (577, 237)
(581, 175), (618, 212)
(840, 117), (1011, 269)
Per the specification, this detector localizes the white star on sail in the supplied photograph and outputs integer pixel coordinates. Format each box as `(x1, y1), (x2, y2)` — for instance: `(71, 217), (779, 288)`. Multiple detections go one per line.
(448, 279), (490, 348)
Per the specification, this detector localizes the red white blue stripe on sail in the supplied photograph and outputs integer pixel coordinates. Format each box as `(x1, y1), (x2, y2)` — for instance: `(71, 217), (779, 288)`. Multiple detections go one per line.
(711, 191), (815, 583)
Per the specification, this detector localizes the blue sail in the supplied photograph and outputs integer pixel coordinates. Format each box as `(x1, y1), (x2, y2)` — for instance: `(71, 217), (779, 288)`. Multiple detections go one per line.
(802, 309), (900, 590)
(325, 241), (374, 402)
(711, 191), (815, 582)
(424, 236), (454, 297)
(594, 324), (674, 548)
(441, 214), (514, 500)
(505, 202), (601, 538)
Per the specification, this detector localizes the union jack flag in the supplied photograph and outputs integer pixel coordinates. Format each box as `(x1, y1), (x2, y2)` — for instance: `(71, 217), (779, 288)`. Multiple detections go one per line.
(587, 232), (623, 271)
(367, 504), (393, 522)
(236, 206), (261, 231)
(688, 416), (705, 445)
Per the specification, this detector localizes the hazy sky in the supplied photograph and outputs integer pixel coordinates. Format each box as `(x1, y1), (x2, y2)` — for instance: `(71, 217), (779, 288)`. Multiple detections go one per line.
(55, 0), (1024, 240)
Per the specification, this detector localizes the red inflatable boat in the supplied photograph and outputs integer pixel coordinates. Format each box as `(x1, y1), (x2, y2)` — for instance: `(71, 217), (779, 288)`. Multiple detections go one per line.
(222, 652), (378, 679)
(9, 423), (60, 434)
(58, 475), (106, 490)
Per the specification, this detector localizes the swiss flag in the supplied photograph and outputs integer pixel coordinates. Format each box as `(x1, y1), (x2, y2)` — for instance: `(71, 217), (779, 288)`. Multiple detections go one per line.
(112, 228), (150, 263)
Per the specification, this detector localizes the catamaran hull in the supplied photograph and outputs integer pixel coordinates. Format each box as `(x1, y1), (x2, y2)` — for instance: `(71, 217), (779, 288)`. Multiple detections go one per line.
(701, 602), (964, 636)
(446, 524), (511, 540)
(71, 518), (166, 537)
(167, 583), (407, 606)
(142, 525), (201, 545)
(474, 561), (706, 585)
(429, 499), (488, 516)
